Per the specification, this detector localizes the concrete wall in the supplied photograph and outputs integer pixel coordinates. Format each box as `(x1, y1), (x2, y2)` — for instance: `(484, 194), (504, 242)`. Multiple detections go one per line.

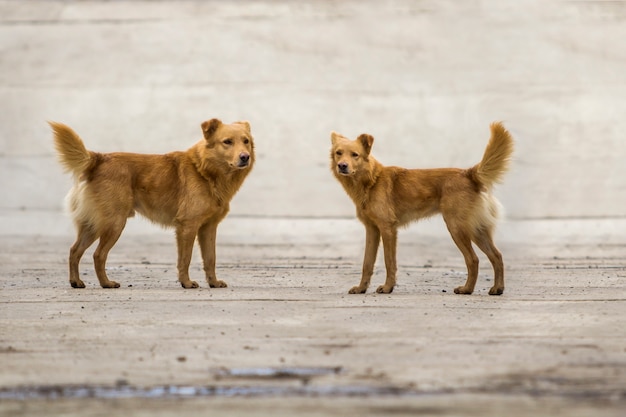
(1, 0), (625, 232)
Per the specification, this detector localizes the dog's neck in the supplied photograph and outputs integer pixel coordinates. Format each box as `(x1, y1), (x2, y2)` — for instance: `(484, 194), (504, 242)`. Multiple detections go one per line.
(190, 147), (252, 204)
(334, 157), (383, 207)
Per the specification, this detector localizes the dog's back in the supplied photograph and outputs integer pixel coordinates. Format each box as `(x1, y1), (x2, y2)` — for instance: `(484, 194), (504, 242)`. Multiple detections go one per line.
(50, 123), (175, 232)
(382, 122), (514, 230)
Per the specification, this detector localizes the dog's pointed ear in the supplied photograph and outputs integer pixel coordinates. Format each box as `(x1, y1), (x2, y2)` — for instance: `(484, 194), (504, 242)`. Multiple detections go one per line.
(201, 118), (222, 140)
(234, 121), (251, 132)
(330, 131), (342, 146)
(357, 133), (374, 155)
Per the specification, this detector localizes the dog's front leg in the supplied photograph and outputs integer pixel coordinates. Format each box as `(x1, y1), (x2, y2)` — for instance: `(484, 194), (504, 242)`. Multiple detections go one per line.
(377, 226), (398, 294)
(198, 222), (227, 288)
(176, 225), (199, 289)
(349, 223), (380, 294)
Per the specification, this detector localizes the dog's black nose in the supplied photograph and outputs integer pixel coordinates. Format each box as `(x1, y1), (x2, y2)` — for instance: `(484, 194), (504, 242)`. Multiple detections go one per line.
(239, 153), (250, 163)
(338, 162), (348, 171)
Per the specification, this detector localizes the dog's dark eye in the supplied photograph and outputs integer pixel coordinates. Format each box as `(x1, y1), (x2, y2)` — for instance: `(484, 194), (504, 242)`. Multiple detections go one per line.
(336, 150), (343, 156)
(351, 152), (359, 158)
(223, 139), (233, 145)
(243, 138), (249, 144)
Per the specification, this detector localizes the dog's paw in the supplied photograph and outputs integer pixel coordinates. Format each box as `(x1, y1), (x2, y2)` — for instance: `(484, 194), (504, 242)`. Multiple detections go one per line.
(181, 280), (199, 289)
(453, 286), (473, 295)
(70, 280), (86, 289)
(488, 286), (504, 296)
(102, 280), (120, 289)
(348, 286), (367, 294)
(376, 285), (394, 294)
(209, 280), (228, 288)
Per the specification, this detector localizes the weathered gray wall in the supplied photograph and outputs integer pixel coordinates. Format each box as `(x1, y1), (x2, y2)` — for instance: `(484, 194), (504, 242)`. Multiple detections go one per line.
(1, 0), (625, 234)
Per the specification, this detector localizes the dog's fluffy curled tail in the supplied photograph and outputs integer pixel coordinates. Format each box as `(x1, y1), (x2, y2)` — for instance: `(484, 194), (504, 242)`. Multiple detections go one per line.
(469, 122), (514, 189)
(49, 122), (94, 178)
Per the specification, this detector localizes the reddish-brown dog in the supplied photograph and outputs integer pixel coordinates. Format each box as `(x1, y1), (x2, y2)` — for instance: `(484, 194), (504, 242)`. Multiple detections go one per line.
(50, 119), (254, 289)
(330, 122), (513, 295)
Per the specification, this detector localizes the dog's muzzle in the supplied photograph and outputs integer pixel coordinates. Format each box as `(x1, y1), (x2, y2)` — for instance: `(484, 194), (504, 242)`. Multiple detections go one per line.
(237, 152), (250, 168)
(337, 162), (350, 175)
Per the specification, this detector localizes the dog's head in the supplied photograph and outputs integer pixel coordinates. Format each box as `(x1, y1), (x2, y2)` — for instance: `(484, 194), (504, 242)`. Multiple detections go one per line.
(200, 119), (255, 171)
(330, 131), (374, 177)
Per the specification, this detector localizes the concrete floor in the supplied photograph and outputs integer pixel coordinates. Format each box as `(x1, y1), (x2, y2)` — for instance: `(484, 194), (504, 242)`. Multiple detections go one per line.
(0, 218), (625, 415)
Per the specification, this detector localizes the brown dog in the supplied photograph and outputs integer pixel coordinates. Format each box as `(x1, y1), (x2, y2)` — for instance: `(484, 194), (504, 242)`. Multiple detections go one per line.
(330, 122), (513, 295)
(50, 119), (254, 289)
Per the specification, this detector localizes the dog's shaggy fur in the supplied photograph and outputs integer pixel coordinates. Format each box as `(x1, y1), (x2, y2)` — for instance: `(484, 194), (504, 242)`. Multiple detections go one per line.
(50, 119), (254, 289)
(330, 122), (513, 295)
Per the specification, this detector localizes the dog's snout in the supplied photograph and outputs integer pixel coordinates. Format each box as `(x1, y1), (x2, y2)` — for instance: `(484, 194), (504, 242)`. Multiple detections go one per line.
(239, 153), (250, 163)
(338, 162), (348, 171)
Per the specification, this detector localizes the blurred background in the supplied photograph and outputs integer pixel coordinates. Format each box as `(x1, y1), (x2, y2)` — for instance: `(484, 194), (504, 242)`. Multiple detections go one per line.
(1, 0), (624, 239)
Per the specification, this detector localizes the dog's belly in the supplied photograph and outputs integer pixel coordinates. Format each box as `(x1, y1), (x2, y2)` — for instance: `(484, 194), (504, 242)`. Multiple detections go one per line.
(397, 205), (440, 226)
(134, 205), (176, 227)
(134, 193), (228, 228)
(130, 189), (177, 226)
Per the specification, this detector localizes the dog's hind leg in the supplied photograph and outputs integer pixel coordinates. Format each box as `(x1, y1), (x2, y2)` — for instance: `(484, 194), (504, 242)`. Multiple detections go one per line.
(349, 223), (380, 294)
(68, 223), (98, 288)
(472, 228), (504, 295)
(198, 221), (227, 288)
(445, 220), (479, 295)
(92, 220), (126, 288)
